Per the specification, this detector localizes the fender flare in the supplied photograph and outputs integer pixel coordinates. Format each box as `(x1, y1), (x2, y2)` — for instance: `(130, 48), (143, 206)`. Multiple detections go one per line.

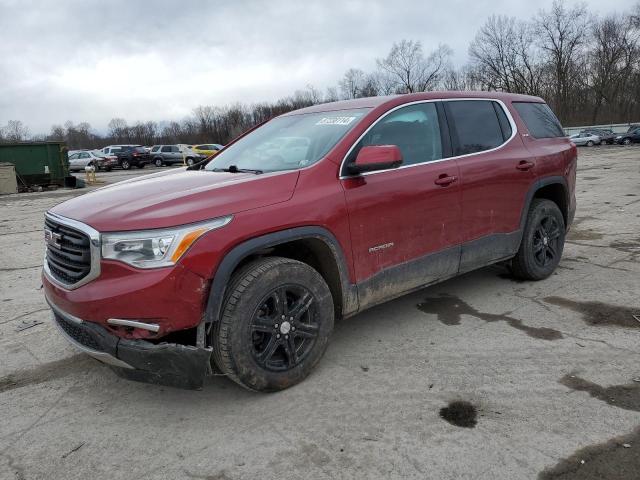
(519, 175), (570, 231)
(203, 226), (357, 324)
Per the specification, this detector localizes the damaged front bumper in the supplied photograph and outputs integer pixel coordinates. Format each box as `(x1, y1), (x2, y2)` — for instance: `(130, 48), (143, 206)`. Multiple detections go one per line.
(46, 296), (212, 390)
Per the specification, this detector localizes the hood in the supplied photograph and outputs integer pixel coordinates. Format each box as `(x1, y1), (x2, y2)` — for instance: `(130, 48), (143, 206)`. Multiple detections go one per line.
(50, 168), (299, 231)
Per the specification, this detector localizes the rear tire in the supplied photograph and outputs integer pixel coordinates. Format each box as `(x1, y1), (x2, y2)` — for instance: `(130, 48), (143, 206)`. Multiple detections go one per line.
(623, 138), (631, 145)
(511, 199), (565, 281)
(186, 157), (195, 166)
(212, 257), (334, 392)
(154, 158), (163, 167)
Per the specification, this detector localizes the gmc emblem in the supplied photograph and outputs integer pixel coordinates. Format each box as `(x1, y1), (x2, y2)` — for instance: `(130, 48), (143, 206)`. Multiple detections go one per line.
(44, 228), (62, 248)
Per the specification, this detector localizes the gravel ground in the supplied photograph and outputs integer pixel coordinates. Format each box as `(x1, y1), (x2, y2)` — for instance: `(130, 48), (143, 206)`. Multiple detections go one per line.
(0, 146), (639, 480)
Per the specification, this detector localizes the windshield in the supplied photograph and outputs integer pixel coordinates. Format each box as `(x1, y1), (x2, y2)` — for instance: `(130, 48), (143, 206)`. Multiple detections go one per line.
(205, 109), (369, 173)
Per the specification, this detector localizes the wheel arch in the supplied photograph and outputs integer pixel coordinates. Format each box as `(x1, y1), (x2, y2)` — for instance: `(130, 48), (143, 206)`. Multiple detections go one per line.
(204, 227), (358, 325)
(520, 176), (570, 230)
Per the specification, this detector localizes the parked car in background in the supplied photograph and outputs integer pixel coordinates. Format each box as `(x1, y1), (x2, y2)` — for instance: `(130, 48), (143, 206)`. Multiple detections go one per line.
(192, 144), (224, 157)
(581, 128), (616, 144)
(615, 128), (640, 145)
(627, 124), (640, 132)
(68, 149), (88, 157)
(569, 132), (601, 146)
(149, 145), (204, 167)
(113, 145), (150, 169)
(43, 92), (576, 392)
(101, 145), (125, 156)
(68, 150), (117, 172)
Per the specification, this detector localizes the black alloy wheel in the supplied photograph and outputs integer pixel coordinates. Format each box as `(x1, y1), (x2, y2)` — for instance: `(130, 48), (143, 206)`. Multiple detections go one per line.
(212, 256), (334, 392)
(250, 285), (318, 371)
(531, 214), (562, 269)
(511, 198), (565, 280)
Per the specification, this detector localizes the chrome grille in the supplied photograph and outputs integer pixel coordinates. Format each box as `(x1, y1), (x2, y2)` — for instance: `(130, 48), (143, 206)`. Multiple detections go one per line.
(44, 214), (99, 288)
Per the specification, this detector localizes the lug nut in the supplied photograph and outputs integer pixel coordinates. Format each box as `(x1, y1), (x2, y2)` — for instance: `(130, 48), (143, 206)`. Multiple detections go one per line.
(276, 334), (281, 338)
(275, 323), (279, 328)
(281, 315), (285, 320)
(285, 335), (289, 339)
(289, 317), (293, 321)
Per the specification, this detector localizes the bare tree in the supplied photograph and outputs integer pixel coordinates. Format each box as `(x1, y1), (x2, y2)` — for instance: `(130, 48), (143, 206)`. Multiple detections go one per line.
(588, 13), (639, 123)
(442, 66), (482, 91)
(376, 40), (451, 93)
(107, 118), (129, 143)
(324, 86), (339, 102)
(339, 68), (367, 99)
(2, 120), (30, 142)
(469, 15), (545, 95)
(535, 0), (591, 119)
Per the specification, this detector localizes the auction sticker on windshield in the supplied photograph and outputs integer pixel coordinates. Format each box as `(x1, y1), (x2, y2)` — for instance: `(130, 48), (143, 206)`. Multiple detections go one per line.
(316, 116), (357, 126)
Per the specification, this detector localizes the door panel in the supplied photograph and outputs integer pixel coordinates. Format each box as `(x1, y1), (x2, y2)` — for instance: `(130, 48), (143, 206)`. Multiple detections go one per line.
(446, 100), (536, 271)
(340, 101), (461, 308)
(342, 161), (461, 308)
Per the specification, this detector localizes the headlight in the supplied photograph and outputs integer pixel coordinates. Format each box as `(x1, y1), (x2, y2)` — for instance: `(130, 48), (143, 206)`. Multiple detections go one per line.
(101, 216), (232, 268)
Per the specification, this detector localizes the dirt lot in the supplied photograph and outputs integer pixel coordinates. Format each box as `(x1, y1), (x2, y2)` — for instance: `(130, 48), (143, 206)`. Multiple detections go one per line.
(1, 147), (639, 480)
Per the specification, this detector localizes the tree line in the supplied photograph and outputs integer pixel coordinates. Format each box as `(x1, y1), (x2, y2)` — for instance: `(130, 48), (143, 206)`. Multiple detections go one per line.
(1, 0), (638, 149)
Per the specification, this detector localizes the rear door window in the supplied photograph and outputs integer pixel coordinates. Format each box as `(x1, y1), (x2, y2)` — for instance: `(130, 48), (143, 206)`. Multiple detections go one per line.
(161, 146), (172, 153)
(446, 100), (505, 156)
(512, 102), (565, 138)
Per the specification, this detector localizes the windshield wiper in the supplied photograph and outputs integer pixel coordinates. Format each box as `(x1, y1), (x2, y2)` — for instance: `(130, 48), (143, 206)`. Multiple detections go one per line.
(211, 165), (263, 174)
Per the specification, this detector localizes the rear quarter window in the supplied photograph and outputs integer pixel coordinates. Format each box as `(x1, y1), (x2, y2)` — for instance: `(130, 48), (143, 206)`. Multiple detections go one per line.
(513, 102), (565, 139)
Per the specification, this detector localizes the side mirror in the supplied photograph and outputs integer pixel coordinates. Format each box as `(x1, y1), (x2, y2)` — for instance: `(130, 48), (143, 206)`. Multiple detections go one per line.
(348, 145), (403, 175)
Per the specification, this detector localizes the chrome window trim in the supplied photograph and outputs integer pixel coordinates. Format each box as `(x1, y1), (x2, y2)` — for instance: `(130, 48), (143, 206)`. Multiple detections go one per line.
(43, 212), (101, 291)
(339, 97), (518, 179)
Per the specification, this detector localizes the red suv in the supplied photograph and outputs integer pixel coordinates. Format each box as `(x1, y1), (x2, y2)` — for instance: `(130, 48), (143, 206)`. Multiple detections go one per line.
(43, 92), (576, 391)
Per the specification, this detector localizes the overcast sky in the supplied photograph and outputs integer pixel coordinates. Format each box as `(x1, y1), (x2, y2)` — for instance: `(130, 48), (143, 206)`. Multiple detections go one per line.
(0, 0), (636, 135)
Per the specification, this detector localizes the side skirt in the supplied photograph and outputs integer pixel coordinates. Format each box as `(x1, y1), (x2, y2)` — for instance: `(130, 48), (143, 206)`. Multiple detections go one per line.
(352, 231), (522, 315)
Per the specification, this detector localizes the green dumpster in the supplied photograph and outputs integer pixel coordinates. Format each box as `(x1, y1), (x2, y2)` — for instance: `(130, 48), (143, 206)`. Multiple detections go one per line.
(0, 142), (69, 188)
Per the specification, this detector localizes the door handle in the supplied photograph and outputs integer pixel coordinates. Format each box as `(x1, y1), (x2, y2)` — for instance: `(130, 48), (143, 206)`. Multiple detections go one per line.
(434, 174), (457, 186)
(516, 161), (535, 171)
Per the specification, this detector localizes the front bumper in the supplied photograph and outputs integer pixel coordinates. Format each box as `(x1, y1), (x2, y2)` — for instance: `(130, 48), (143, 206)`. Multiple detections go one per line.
(47, 295), (212, 389)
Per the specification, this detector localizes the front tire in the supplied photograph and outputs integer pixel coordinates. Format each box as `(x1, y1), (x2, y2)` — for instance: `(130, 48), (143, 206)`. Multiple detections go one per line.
(511, 199), (565, 281)
(121, 159), (130, 170)
(186, 157), (195, 166)
(586, 140), (594, 147)
(212, 257), (334, 392)
(623, 138), (631, 145)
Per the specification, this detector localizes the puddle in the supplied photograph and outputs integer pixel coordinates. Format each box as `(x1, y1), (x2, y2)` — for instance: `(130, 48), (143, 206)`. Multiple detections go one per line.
(559, 374), (640, 412)
(544, 297), (640, 329)
(439, 401), (477, 428)
(539, 427), (640, 480)
(0, 355), (92, 393)
(417, 294), (563, 340)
